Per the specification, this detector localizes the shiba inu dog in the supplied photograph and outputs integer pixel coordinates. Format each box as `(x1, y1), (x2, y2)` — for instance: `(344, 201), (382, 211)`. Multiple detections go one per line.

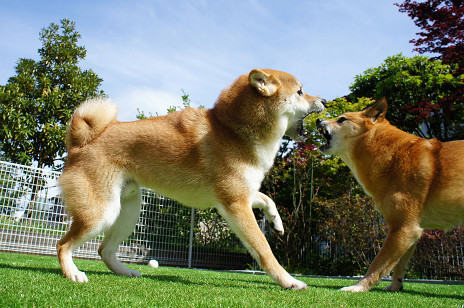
(57, 68), (326, 290)
(316, 98), (464, 292)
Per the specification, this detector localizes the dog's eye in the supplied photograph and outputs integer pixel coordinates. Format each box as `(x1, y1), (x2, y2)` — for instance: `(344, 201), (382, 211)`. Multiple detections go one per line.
(297, 88), (303, 96)
(337, 117), (347, 124)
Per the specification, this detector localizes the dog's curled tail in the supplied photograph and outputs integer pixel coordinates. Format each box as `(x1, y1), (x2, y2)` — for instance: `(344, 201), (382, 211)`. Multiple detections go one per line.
(65, 98), (118, 150)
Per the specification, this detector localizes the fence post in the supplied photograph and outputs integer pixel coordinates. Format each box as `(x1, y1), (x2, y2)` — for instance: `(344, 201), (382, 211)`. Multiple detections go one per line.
(188, 207), (195, 268)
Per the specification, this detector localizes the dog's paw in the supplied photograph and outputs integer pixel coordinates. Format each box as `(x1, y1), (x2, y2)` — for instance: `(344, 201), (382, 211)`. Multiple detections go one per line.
(127, 269), (142, 277)
(339, 284), (369, 292)
(272, 215), (284, 235)
(383, 281), (403, 292)
(68, 271), (88, 283)
(283, 277), (308, 290)
(116, 268), (142, 277)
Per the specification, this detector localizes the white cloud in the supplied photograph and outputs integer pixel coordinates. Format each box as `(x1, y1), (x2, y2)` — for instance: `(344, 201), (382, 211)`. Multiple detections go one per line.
(114, 87), (183, 121)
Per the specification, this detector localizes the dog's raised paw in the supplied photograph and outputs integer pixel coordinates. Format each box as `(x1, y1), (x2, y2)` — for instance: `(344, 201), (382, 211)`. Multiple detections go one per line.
(272, 217), (284, 235)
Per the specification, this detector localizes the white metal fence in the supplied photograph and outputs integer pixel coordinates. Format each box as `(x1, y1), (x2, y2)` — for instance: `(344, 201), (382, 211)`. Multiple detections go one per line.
(0, 160), (252, 269)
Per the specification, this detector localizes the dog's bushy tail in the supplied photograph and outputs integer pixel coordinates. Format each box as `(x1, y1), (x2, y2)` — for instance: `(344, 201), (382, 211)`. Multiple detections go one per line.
(65, 98), (118, 150)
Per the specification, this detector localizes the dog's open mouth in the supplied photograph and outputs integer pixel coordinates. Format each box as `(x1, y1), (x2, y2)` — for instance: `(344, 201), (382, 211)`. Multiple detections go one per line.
(295, 110), (317, 140)
(318, 126), (332, 151)
(296, 118), (308, 140)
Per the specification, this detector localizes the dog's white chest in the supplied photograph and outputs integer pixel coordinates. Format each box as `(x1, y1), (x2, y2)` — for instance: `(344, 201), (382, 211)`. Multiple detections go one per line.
(244, 166), (266, 193)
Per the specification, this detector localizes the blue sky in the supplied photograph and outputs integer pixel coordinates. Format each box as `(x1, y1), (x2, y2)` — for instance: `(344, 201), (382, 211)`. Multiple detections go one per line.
(1, 0), (420, 121)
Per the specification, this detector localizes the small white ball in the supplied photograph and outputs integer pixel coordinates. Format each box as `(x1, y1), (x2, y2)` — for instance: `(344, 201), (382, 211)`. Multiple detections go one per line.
(148, 260), (159, 268)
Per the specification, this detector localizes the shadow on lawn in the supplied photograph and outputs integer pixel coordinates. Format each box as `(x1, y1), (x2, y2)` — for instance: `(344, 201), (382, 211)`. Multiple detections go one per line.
(144, 273), (276, 289)
(0, 261), (274, 289)
(0, 262), (115, 278)
(307, 281), (464, 301)
(0, 263), (63, 275)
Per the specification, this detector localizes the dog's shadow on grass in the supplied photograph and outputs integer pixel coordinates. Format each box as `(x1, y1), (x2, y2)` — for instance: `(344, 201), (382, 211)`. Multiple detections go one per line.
(0, 262), (274, 289)
(0, 263), (113, 278)
(143, 273), (276, 289)
(307, 281), (464, 301)
(0, 263), (63, 276)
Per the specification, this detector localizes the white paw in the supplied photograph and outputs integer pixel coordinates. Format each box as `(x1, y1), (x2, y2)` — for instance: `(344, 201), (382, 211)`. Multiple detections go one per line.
(69, 271), (88, 283)
(272, 216), (284, 235)
(284, 277), (308, 290)
(339, 284), (369, 292)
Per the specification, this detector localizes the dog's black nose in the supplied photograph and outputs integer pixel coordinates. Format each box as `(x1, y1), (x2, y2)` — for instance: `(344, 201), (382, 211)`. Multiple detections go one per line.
(321, 99), (327, 107)
(316, 118), (322, 126)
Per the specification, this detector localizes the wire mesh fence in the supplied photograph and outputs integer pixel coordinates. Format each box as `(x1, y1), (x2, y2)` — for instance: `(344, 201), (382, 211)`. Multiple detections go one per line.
(0, 160), (251, 269)
(1, 160), (463, 279)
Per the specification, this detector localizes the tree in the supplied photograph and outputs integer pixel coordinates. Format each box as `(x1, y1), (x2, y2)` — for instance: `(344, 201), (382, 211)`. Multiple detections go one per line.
(0, 19), (104, 169)
(349, 54), (463, 140)
(396, 0), (464, 72)
(395, 0), (464, 140)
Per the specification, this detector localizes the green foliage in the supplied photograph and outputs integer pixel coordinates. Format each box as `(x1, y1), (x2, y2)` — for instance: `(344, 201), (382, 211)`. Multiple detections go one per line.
(135, 108), (155, 120)
(0, 19), (104, 168)
(315, 194), (387, 275)
(167, 89), (204, 113)
(349, 54), (464, 140)
(136, 89), (204, 120)
(410, 228), (464, 280)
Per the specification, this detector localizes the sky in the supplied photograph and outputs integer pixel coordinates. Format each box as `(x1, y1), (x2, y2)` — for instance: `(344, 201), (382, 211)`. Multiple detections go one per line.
(0, 0), (420, 121)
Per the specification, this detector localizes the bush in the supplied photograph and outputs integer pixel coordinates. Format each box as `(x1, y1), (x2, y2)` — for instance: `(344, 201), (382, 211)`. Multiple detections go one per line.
(410, 228), (464, 280)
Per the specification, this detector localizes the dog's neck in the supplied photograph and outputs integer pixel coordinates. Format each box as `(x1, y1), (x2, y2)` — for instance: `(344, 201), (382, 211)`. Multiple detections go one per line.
(342, 123), (431, 198)
(208, 106), (284, 170)
(209, 85), (287, 171)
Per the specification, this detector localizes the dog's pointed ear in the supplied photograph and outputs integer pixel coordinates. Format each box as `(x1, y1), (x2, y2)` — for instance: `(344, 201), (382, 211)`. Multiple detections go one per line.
(364, 98), (388, 122)
(249, 69), (279, 97)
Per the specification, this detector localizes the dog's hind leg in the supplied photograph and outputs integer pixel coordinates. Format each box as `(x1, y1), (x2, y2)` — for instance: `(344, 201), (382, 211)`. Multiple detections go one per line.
(57, 220), (105, 282)
(218, 199), (307, 290)
(57, 173), (127, 282)
(251, 192), (284, 235)
(57, 188), (121, 282)
(383, 240), (419, 291)
(98, 180), (142, 277)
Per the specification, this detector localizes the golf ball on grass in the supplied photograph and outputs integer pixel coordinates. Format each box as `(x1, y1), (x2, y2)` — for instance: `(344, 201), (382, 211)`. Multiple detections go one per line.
(148, 260), (159, 268)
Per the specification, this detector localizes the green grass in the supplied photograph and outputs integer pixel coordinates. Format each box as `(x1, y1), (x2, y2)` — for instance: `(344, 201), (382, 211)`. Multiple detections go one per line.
(0, 252), (462, 307)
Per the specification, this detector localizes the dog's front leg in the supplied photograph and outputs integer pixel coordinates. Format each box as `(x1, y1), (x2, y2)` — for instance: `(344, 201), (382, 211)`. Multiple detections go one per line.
(251, 192), (284, 235)
(217, 200), (306, 290)
(340, 224), (423, 292)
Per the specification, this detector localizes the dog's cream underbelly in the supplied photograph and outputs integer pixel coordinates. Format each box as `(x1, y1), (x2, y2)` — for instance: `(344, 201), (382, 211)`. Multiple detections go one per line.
(420, 202), (464, 231)
(131, 173), (218, 210)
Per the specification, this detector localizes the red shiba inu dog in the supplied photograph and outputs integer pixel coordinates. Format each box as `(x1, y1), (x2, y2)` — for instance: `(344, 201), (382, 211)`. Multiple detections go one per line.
(58, 69), (326, 290)
(317, 98), (464, 292)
